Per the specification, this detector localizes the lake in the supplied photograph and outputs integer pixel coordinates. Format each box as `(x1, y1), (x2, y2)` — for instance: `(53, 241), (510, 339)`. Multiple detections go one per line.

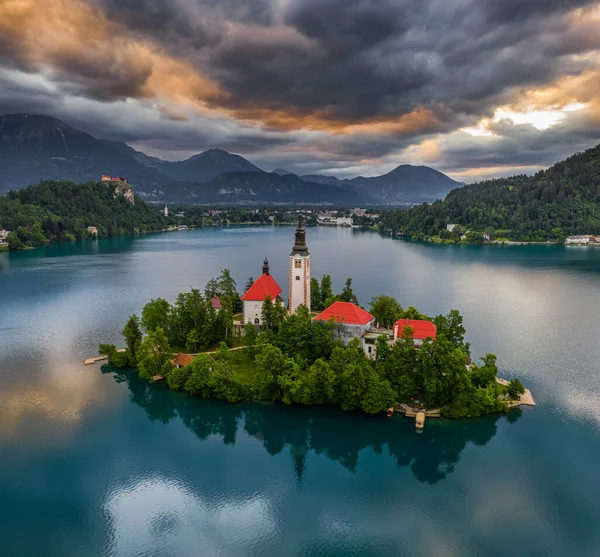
(1, 226), (600, 556)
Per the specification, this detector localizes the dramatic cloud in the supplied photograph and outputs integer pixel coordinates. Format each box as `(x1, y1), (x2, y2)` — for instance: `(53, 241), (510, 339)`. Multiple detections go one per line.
(0, 0), (599, 179)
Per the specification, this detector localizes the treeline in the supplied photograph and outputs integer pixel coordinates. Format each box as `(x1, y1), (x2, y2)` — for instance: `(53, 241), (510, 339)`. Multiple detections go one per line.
(0, 180), (167, 249)
(379, 144), (600, 242)
(101, 273), (525, 419)
(167, 206), (317, 227)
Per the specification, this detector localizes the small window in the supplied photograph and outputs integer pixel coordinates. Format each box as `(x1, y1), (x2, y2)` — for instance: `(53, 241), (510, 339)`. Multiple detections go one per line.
(368, 346), (372, 354)
(295, 260), (302, 268)
(254, 318), (260, 324)
(295, 276), (300, 280)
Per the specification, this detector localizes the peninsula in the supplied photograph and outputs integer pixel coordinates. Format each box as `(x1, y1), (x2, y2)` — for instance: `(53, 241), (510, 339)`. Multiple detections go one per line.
(99, 221), (531, 420)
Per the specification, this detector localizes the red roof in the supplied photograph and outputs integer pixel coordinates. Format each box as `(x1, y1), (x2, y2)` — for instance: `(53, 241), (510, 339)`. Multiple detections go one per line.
(395, 318), (437, 340)
(211, 295), (221, 309)
(241, 273), (283, 301)
(172, 353), (195, 367)
(313, 301), (375, 326)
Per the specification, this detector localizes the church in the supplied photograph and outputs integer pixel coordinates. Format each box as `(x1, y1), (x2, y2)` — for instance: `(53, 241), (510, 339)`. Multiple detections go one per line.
(241, 218), (311, 324)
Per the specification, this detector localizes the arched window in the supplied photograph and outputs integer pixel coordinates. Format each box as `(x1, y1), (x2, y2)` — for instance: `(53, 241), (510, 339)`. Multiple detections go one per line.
(254, 318), (260, 324)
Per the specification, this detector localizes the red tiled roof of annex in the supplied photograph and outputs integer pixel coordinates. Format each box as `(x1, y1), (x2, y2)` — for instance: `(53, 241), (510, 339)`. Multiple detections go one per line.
(241, 274), (283, 301)
(172, 353), (195, 367)
(313, 301), (375, 326)
(395, 318), (437, 340)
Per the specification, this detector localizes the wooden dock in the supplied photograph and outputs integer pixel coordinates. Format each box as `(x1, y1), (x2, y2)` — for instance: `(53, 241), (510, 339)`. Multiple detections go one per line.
(83, 348), (126, 365)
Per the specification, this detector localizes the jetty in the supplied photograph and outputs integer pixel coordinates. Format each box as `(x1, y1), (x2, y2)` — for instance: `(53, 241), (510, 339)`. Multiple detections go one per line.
(83, 348), (125, 365)
(496, 377), (536, 407)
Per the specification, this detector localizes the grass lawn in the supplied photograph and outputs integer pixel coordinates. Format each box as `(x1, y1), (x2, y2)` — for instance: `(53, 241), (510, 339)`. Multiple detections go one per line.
(233, 314), (243, 322)
(230, 348), (264, 384)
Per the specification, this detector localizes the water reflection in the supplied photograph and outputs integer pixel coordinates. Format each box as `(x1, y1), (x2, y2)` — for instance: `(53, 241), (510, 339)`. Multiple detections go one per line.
(107, 367), (521, 485)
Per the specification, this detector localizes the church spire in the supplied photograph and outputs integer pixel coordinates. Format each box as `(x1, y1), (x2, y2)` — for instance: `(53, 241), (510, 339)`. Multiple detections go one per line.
(291, 216), (309, 256)
(263, 256), (270, 276)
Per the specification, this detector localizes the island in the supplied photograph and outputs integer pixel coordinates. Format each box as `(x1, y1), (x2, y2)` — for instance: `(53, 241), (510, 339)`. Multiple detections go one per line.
(99, 221), (532, 420)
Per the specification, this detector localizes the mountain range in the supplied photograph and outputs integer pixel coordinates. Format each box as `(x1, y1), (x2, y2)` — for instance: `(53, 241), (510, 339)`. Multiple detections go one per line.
(0, 114), (461, 205)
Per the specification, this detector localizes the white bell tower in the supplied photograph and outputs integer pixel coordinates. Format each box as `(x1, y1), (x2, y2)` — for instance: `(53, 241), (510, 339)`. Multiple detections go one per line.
(289, 217), (311, 314)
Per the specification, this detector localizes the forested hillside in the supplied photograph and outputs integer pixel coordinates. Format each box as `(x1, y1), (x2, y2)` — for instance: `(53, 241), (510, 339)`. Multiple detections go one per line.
(0, 180), (166, 249)
(379, 144), (600, 242)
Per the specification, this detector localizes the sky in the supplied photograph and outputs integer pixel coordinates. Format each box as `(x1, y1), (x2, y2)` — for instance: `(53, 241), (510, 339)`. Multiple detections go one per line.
(0, 0), (599, 182)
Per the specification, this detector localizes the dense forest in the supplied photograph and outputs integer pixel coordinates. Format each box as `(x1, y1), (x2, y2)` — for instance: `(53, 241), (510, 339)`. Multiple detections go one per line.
(379, 144), (600, 242)
(0, 180), (167, 248)
(101, 271), (526, 419)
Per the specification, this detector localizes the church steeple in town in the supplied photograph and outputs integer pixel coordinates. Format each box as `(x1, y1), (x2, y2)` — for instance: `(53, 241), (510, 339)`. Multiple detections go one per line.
(291, 216), (309, 256)
(289, 215), (311, 313)
(263, 256), (270, 276)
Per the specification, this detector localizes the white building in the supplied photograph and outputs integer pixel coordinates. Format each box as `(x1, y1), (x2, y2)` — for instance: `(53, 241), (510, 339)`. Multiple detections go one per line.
(447, 224), (457, 232)
(313, 302), (376, 347)
(241, 258), (284, 324)
(289, 218), (311, 313)
(0, 229), (9, 241)
(164, 204), (169, 217)
(565, 235), (595, 245)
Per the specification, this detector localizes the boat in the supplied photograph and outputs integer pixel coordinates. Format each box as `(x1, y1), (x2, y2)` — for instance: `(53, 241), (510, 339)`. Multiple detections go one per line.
(386, 407), (394, 417)
(415, 412), (425, 431)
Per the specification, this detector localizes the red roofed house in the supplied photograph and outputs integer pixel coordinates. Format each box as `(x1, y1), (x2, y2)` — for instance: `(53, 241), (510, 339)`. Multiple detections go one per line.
(172, 353), (195, 368)
(241, 258), (283, 325)
(393, 318), (437, 345)
(313, 301), (375, 345)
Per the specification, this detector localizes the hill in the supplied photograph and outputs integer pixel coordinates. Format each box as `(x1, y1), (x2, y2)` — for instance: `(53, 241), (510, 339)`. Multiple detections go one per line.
(0, 180), (166, 248)
(0, 113), (460, 205)
(379, 144), (600, 241)
(166, 172), (369, 204)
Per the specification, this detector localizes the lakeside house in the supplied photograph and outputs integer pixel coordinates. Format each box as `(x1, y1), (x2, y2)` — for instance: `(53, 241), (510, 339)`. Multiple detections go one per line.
(87, 226), (98, 236)
(565, 235), (599, 245)
(0, 229), (9, 247)
(313, 301), (376, 345)
(172, 353), (195, 368)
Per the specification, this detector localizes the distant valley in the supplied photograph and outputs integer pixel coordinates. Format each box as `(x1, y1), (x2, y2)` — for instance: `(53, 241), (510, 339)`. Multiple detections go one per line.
(0, 114), (461, 205)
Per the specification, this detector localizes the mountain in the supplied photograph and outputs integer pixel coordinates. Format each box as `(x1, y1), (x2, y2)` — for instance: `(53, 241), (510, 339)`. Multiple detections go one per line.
(273, 168), (293, 176)
(379, 144), (600, 241)
(0, 114), (168, 192)
(0, 113), (460, 205)
(348, 165), (461, 204)
(159, 149), (262, 182)
(166, 172), (370, 204)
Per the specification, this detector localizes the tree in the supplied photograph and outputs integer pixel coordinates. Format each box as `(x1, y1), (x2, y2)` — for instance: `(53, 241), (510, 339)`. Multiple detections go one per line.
(167, 364), (192, 391)
(320, 275), (333, 308)
(244, 277), (254, 294)
(360, 374), (396, 414)
(141, 298), (170, 333)
(137, 327), (172, 380)
(507, 378), (526, 399)
(339, 278), (359, 304)
(98, 343), (129, 368)
(307, 359), (337, 404)
(122, 314), (143, 366)
(470, 354), (498, 388)
(256, 344), (288, 401)
(244, 322), (258, 355)
(310, 277), (321, 311)
(369, 295), (403, 327)
(184, 354), (213, 397)
(7, 232), (24, 250)
(434, 310), (469, 352)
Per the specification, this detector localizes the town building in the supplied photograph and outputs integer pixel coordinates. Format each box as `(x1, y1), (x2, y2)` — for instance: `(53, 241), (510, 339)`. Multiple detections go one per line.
(565, 235), (598, 245)
(313, 301), (376, 345)
(241, 258), (284, 324)
(289, 218), (311, 313)
(393, 318), (437, 346)
(164, 204), (169, 217)
(101, 175), (128, 183)
(447, 224), (457, 232)
(211, 296), (221, 313)
(86, 226), (98, 236)
(0, 229), (9, 241)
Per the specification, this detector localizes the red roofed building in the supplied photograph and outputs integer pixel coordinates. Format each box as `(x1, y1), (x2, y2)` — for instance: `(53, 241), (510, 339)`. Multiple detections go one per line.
(171, 353), (195, 368)
(211, 295), (222, 312)
(313, 301), (375, 344)
(241, 258), (283, 324)
(393, 318), (437, 344)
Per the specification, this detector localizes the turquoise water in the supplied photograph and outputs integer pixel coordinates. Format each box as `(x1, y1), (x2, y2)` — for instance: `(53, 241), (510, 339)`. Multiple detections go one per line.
(1, 227), (600, 556)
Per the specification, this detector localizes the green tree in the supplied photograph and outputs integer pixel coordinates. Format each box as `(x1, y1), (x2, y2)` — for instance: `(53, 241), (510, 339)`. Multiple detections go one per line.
(141, 298), (170, 333)
(244, 322), (258, 355)
(360, 374), (396, 414)
(310, 277), (321, 311)
(369, 295), (403, 327)
(167, 365), (192, 391)
(184, 354), (213, 397)
(320, 274), (333, 308)
(507, 378), (526, 399)
(339, 278), (359, 304)
(434, 310), (469, 352)
(255, 344), (287, 401)
(122, 314), (143, 366)
(307, 359), (337, 404)
(470, 354), (498, 388)
(137, 327), (172, 380)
